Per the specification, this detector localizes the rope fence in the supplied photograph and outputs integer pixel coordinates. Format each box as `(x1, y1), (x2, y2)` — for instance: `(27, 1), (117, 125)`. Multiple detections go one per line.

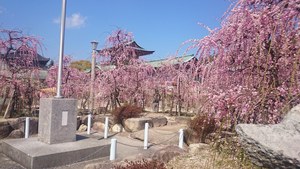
(108, 122), (184, 160)
(1, 116), (185, 167)
(56, 117), (185, 164)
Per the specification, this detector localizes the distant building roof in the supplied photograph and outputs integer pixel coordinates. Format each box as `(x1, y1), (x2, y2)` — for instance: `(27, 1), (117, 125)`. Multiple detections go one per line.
(0, 51), (52, 69)
(84, 64), (117, 73)
(96, 64), (116, 71)
(146, 54), (195, 68)
(87, 54), (195, 72)
(97, 41), (155, 59)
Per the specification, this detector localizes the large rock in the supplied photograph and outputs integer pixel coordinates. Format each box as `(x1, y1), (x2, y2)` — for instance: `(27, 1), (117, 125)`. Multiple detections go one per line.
(7, 118), (24, 130)
(131, 124), (186, 145)
(111, 124), (123, 133)
(93, 115), (114, 126)
(0, 120), (13, 139)
(151, 116), (168, 127)
(8, 117), (38, 135)
(92, 122), (105, 132)
(78, 124), (87, 132)
(236, 104), (300, 169)
(8, 129), (24, 138)
(123, 117), (153, 132)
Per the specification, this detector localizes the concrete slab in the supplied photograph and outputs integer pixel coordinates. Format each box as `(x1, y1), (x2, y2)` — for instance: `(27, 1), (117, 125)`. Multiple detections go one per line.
(1, 136), (110, 169)
(0, 153), (25, 169)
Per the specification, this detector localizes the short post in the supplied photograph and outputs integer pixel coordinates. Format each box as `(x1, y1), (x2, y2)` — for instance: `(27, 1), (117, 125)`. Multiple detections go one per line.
(144, 122), (149, 150)
(179, 128), (184, 149)
(25, 117), (30, 139)
(110, 138), (117, 161)
(104, 117), (109, 139)
(87, 114), (92, 135)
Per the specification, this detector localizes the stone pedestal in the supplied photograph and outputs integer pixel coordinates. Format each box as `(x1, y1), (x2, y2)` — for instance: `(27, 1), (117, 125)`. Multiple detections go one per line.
(1, 137), (110, 169)
(38, 98), (77, 144)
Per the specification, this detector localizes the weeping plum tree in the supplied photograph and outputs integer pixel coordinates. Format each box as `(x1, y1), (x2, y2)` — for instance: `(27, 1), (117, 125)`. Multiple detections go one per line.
(150, 57), (199, 115)
(186, 0), (300, 125)
(45, 56), (90, 110)
(96, 29), (155, 110)
(0, 29), (42, 118)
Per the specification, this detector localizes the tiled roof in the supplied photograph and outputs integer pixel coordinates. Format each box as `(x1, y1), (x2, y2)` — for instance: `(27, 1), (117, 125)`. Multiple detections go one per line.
(146, 54), (195, 68)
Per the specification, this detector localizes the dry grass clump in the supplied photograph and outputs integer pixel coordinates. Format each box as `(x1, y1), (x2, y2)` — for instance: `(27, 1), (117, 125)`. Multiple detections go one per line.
(113, 159), (166, 169)
(167, 142), (260, 169)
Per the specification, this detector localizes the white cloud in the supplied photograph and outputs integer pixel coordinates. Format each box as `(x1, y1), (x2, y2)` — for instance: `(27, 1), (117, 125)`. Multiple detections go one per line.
(53, 13), (87, 29)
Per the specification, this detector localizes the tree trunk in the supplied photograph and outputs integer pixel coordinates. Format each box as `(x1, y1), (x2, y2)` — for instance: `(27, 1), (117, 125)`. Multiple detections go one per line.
(161, 90), (165, 113)
(177, 78), (181, 116)
(0, 87), (10, 116)
(105, 100), (110, 114)
(3, 96), (13, 119)
(111, 95), (115, 110)
(142, 91), (145, 111)
(170, 92), (174, 115)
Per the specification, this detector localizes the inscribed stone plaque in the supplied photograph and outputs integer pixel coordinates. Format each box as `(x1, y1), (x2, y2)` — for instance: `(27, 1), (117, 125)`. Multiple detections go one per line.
(62, 111), (68, 126)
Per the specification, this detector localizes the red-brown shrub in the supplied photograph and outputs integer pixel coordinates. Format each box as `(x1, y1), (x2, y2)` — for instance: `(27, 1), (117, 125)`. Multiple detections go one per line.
(111, 105), (143, 124)
(188, 115), (216, 143)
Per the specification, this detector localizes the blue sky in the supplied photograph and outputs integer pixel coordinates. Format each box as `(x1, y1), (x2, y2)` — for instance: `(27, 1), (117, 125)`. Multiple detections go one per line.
(0, 0), (231, 62)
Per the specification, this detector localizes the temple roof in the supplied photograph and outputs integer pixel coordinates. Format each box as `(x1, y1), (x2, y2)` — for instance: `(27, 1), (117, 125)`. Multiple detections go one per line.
(0, 51), (51, 69)
(147, 54), (195, 68)
(97, 41), (154, 58)
(85, 54), (196, 72)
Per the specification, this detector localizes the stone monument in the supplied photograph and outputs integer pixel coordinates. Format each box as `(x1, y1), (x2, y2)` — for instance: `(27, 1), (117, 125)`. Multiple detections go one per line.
(38, 98), (77, 144)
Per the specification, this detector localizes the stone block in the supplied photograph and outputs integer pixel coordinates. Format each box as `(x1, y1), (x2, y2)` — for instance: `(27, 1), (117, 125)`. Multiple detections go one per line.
(151, 116), (168, 127)
(38, 98), (77, 144)
(123, 117), (153, 132)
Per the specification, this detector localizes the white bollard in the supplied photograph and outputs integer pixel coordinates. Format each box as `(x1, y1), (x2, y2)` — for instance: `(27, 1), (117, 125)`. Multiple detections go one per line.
(25, 117), (30, 139)
(87, 114), (92, 135)
(104, 117), (109, 139)
(110, 138), (117, 161)
(179, 128), (184, 149)
(144, 122), (149, 150)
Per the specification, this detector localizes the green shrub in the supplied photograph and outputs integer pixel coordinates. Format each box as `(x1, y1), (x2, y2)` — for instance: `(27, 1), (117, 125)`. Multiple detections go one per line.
(111, 104), (143, 124)
(113, 159), (166, 169)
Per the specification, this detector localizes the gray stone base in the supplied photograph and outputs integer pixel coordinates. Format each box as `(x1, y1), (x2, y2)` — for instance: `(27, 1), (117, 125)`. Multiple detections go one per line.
(1, 136), (110, 169)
